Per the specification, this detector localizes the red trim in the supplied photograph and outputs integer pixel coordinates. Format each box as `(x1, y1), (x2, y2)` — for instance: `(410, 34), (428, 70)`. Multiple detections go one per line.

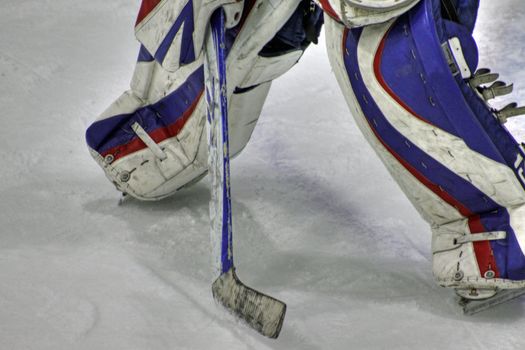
(370, 29), (470, 215)
(318, 0), (341, 22)
(136, 0), (162, 27)
(347, 26), (500, 278)
(373, 28), (437, 128)
(468, 216), (501, 278)
(102, 90), (204, 162)
(365, 114), (472, 216)
(342, 26), (349, 55)
(364, 115), (499, 279)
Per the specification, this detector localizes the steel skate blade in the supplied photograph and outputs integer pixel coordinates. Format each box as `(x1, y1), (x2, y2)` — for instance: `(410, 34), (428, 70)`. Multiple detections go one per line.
(458, 289), (525, 315)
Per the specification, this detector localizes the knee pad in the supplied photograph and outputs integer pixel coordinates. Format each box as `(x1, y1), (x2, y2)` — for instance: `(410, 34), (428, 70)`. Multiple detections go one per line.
(325, 0), (525, 293)
(86, 0), (322, 201)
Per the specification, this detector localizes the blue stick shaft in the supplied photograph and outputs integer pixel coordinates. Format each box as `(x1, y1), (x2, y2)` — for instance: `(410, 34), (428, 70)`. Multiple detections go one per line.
(210, 10), (234, 274)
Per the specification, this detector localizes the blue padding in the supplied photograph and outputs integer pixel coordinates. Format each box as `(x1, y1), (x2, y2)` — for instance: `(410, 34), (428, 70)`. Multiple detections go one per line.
(86, 67), (204, 154)
(138, 45), (154, 62)
(381, 16), (458, 137)
(344, 28), (498, 216)
(442, 20), (478, 72)
(409, 1), (505, 164)
(453, 0), (480, 33)
(154, 0), (195, 66)
(456, 82), (525, 189)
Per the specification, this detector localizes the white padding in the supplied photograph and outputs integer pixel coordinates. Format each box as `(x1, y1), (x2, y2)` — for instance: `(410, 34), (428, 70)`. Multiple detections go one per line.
(130, 61), (155, 99)
(239, 50), (302, 88)
(345, 0), (418, 10)
(99, 91), (145, 121)
(135, 0), (189, 57)
(455, 231), (507, 245)
(340, 0), (420, 27)
(134, 0), (239, 71)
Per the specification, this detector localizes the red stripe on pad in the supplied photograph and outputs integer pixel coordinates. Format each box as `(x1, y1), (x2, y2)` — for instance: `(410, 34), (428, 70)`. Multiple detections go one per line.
(318, 0), (340, 21)
(136, 0), (162, 26)
(363, 27), (500, 278)
(373, 30), (437, 128)
(371, 28), (471, 216)
(468, 215), (500, 278)
(101, 89), (203, 162)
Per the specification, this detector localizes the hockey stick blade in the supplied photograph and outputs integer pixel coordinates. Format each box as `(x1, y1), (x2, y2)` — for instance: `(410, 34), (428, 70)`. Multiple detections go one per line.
(212, 268), (286, 338)
(459, 288), (525, 315)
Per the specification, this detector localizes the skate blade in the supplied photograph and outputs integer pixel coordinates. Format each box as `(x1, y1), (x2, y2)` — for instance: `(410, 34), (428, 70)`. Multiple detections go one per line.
(459, 289), (525, 315)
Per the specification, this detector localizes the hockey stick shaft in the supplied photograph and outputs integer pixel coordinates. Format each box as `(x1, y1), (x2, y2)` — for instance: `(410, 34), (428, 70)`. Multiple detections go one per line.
(209, 7), (234, 276)
(204, 8), (286, 338)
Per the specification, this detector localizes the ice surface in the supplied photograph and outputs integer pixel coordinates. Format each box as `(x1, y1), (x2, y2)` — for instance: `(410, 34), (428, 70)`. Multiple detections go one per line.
(1, 1), (525, 349)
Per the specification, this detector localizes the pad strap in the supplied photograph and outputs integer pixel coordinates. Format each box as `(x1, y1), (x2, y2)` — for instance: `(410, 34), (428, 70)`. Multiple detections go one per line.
(454, 231), (507, 245)
(131, 122), (168, 161)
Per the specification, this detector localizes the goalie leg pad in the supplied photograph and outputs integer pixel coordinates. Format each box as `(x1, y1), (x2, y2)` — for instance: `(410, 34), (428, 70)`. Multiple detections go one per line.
(86, 0), (324, 200)
(324, 0), (525, 293)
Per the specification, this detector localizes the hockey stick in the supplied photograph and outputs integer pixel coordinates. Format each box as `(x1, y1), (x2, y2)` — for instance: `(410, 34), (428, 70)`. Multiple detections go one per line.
(203, 8), (286, 339)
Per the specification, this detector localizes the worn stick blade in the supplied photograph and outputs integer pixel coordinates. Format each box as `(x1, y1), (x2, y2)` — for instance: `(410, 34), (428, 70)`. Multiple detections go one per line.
(460, 289), (525, 315)
(212, 269), (286, 338)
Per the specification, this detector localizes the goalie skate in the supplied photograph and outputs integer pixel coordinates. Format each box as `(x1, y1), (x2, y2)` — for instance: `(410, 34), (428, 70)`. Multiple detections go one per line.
(457, 288), (525, 315)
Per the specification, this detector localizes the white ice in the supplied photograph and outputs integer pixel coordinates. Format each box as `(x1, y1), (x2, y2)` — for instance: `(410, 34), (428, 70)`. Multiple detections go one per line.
(1, 1), (525, 349)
